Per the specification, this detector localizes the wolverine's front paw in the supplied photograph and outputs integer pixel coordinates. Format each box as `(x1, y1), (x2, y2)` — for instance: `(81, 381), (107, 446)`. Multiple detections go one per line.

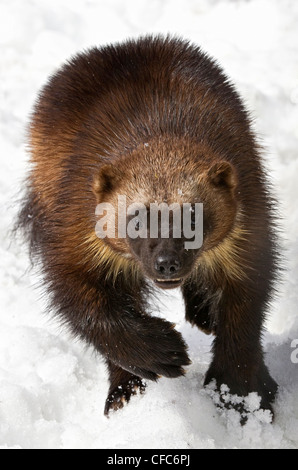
(204, 362), (278, 424)
(104, 375), (146, 416)
(128, 319), (191, 381)
(115, 317), (191, 382)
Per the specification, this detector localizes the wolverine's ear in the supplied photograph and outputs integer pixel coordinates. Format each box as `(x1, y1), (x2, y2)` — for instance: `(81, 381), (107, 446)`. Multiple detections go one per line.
(207, 161), (237, 189)
(93, 164), (120, 199)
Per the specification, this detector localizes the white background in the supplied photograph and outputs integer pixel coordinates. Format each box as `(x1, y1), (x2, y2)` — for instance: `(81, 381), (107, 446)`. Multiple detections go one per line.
(0, 0), (298, 449)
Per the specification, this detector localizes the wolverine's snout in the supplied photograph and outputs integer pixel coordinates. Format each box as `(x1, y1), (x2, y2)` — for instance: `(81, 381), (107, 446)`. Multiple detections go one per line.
(154, 252), (181, 277)
(153, 251), (183, 289)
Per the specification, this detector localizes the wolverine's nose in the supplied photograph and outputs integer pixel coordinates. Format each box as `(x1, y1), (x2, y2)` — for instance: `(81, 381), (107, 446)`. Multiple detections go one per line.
(154, 253), (181, 278)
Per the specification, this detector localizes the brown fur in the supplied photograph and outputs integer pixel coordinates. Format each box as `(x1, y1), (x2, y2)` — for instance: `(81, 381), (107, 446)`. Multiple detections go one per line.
(17, 35), (279, 421)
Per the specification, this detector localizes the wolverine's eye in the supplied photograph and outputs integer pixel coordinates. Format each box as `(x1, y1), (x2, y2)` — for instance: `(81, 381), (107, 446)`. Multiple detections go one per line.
(127, 209), (147, 239)
(134, 218), (141, 231)
(191, 206), (196, 228)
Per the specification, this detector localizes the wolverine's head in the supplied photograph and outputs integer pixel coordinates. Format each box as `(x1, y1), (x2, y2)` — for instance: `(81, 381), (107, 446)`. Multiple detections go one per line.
(92, 138), (238, 288)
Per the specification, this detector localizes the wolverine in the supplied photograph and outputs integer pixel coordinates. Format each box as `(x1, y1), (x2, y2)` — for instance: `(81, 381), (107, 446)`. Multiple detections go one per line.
(17, 35), (279, 421)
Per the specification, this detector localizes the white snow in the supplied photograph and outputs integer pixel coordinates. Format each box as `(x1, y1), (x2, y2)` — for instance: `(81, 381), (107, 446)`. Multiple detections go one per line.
(1, 0), (298, 449)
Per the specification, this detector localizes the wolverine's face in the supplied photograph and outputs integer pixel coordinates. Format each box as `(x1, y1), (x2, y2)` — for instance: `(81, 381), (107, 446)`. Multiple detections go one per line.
(126, 203), (205, 289)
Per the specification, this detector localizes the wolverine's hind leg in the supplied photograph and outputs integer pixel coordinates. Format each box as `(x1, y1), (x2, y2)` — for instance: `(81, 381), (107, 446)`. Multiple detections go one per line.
(104, 361), (146, 416)
(182, 280), (220, 335)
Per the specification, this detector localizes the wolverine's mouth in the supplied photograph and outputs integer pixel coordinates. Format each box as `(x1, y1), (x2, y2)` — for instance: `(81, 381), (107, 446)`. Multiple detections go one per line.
(154, 278), (183, 290)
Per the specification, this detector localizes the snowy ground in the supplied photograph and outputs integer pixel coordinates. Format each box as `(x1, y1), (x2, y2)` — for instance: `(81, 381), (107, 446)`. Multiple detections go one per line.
(1, 0), (298, 449)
